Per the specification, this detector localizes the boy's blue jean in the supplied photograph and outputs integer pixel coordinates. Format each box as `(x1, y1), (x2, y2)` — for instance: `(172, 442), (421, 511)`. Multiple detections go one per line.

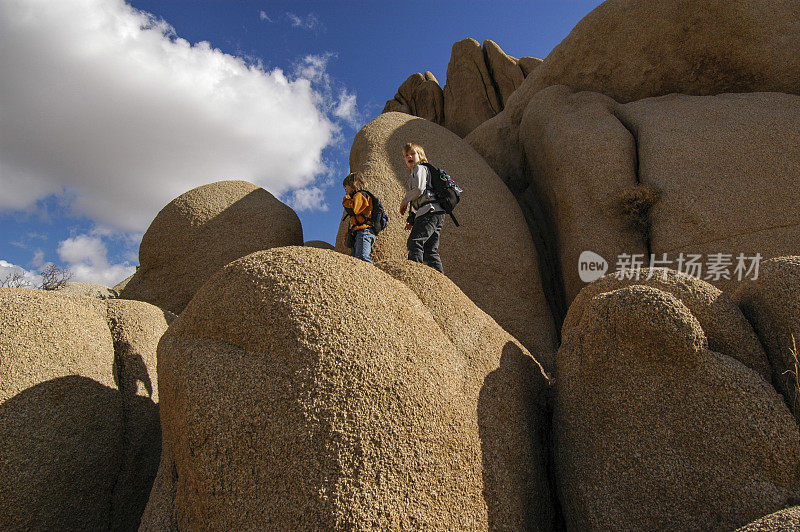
(351, 229), (376, 264)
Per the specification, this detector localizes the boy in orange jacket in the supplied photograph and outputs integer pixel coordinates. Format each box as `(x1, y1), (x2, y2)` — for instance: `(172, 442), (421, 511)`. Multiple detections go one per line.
(342, 172), (375, 263)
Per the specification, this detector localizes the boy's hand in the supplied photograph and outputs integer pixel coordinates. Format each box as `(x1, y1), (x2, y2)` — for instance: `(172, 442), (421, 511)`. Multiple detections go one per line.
(399, 203), (407, 215)
(405, 223), (412, 231)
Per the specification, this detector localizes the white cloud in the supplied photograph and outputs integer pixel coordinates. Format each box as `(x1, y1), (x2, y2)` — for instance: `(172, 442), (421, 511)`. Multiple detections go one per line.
(57, 233), (135, 286)
(259, 10), (272, 23)
(293, 53), (335, 88)
(286, 187), (329, 212)
(31, 249), (45, 268)
(0, 0), (342, 233)
(287, 12), (321, 31)
(0, 260), (40, 288)
(334, 90), (360, 128)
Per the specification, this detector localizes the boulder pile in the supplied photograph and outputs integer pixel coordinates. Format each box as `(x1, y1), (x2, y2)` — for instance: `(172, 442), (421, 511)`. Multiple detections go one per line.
(7, 0), (800, 529)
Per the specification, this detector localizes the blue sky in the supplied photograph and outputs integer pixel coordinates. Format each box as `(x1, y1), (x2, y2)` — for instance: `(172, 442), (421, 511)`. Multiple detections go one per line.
(0, 0), (603, 287)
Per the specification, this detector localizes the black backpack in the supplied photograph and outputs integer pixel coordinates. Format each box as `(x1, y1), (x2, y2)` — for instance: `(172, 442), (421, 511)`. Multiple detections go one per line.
(422, 162), (463, 227)
(344, 190), (388, 234)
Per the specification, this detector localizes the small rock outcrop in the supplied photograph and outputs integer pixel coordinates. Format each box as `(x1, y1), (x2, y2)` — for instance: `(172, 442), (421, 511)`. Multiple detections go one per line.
(734, 256), (800, 423)
(141, 247), (553, 529)
(120, 180), (302, 314)
(59, 281), (119, 299)
(0, 289), (168, 530)
(563, 269), (771, 381)
(383, 39), (539, 137)
(736, 506), (800, 531)
(303, 240), (335, 250)
(337, 111), (557, 369)
(556, 284), (800, 530)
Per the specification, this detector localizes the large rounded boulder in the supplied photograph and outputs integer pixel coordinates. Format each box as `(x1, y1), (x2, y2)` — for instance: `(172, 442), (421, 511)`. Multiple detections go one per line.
(120, 180), (303, 314)
(734, 256), (800, 423)
(0, 289), (168, 530)
(556, 284), (800, 530)
(141, 246), (553, 530)
(338, 111), (557, 369)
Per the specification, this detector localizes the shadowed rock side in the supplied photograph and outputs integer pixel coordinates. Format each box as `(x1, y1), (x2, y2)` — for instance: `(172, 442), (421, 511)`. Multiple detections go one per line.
(336, 112), (557, 370)
(734, 257), (800, 424)
(120, 180), (303, 315)
(304, 240), (335, 250)
(615, 92), (800, 294)
(507, 0), (800, 111)
(0, 289), (167, 530)
(377, 260), (554, 530)
(517, 85), (646, 303)
(736, 506), (800, 531)
(383, 39), (539, 137)
(556, 285), (800, 530)
(475, 86), (800, 325)
(141, 247), (554, 530)
(562, 269), (771, 382)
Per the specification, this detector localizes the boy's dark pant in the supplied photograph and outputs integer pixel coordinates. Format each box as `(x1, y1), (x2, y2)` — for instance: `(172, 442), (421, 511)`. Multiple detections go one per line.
(407, 212), (445, 273)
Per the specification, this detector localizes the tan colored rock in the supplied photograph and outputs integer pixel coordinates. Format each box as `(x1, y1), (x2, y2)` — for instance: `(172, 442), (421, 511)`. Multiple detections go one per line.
(114, 273), (134, 293)
(142, 247), (553, 529)
(338, 111), (557, 368)
(518, 56), (543, 77)
(557, 284), (800, 530)
(59, 281), (119, 299)
(120, 180), (303, 314)
(0, 289), (165, 530)
(734, 257), (800, 423)
(736, 506), (800, 531)
(484, 39), (524, 107)
(615, 92), (800, 294)
(106, 299), (171, 530)
(383, 72), (444, 124)
(443, 38), (501, 137)
(563, 269), (770, 380)
(377, 260), (553, 530)
(507, 0), (800, 116)
(518, 85), (646, 303)
(303, 240), (334, 250)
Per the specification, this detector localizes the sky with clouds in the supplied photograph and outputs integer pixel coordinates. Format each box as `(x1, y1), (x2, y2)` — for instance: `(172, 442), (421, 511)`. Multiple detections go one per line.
(0, 0), (603, 286)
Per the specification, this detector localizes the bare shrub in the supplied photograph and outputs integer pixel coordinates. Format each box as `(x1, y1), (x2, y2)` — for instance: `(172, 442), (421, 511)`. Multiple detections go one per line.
(0, 271), (32, 288)
(616, 184), (661, 238)
(38, 263), (73, 291)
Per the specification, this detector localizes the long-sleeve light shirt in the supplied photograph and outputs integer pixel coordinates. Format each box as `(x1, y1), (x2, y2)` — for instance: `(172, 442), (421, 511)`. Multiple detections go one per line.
(402, 164), (441, 217)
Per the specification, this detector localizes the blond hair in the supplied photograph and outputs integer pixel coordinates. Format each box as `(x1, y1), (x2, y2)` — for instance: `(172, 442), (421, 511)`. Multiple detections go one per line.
(403, 142), (428, 164)
(342, 171), (366, 190)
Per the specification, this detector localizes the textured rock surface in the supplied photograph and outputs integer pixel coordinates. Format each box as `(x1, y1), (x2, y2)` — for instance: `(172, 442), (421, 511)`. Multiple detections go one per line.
(563, 269), (771, 381)
(120, 180), (303, 314)
(509, 0), (800, 110)
(734, 257), (800, 423)
(736, 506), (800, 531)
(0, 289), (166, 530)
(615, 92), (800, 294)
(518, 85), (646, 303)
(304, 240), (335, 250)
(106, 299), (171, 530)
(59, 281), (119, 299)
(141, 247), (553, 529)
(556, 284), (800, 530)
(517, 56), (543, 77)
(443, 38), (502, 137)
(484, 39), (524, 107)
(338, 111), (557, 368)
(383, 72), (444, 124)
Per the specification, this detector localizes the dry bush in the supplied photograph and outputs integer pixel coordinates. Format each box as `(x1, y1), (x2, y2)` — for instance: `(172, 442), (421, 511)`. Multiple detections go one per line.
(38, 263), (72, 291)
(0, 271), (32, 288)
(615, 184), (661, 238)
